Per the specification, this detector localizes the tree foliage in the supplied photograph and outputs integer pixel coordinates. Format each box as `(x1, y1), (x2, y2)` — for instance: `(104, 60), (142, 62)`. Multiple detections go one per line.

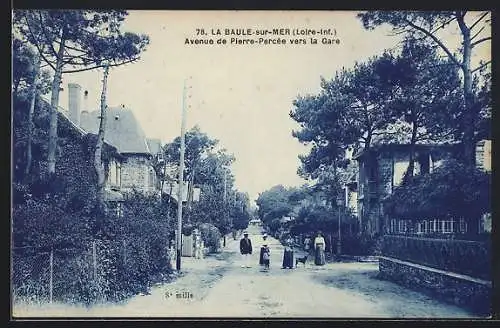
(12, 37), (52, 99)
(13, 9), (150, 175)
(290, 52), (404, 181)
(358, 10), (492, 168)
(163, 125), (219, 182)
(162, 126), (249, 236)
(384, 159), (491, 222)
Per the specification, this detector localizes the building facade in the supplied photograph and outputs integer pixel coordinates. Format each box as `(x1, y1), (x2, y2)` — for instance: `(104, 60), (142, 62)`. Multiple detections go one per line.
(352, 141), (491, 236)
(353, 143), (458, 235)
(59, 83), (163, 211)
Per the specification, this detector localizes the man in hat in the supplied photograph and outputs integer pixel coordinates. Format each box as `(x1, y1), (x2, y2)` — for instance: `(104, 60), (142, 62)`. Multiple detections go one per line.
(239, 231), (253, 268)
(259, 233), (268, 265)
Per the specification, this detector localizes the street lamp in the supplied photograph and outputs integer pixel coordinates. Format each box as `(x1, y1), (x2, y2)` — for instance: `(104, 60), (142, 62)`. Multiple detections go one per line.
(336, 197), (343, 257)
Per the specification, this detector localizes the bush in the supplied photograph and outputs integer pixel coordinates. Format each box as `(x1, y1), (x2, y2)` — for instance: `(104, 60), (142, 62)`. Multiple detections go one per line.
(198, 223), (221, 253)
(385, 159), (491, 223)
(12, 93), (175, 306)
(341, 233), (383, 256)
(382, 235), (491, 280)
(12, 190), (175, 305)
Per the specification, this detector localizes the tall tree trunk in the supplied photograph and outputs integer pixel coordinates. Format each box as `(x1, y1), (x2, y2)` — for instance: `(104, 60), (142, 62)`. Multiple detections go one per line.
(25, 53), (42, 177)
(187, 163), (196, 210)
(364, 130), (372, 152)
(166, 181), (174, 218)
(13, 79), (21, 104)
(94, 65), (110, 215)
(47, 29), (67, 175)
(362, 130), (372, 234)
(404, 118), (419, 183)
(457, 13), (476, 168)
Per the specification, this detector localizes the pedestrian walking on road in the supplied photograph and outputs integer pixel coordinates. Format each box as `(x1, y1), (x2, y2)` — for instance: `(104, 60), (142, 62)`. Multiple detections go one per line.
(240, 231), (253, 268)
(282, 244), (294, 269)
(314, 232), (326, 266)
(259, 234), (268, 265)
(304, 236), (311, 254)
(262, 244), (270, 271)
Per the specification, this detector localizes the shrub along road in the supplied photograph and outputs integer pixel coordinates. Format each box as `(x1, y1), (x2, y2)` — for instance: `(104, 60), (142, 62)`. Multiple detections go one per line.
(13, 226), (480, 318)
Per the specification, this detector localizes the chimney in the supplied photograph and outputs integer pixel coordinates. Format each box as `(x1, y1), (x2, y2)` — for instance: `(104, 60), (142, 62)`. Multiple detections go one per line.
(68, 83), (82, 126)
(83, 90), (89, 112)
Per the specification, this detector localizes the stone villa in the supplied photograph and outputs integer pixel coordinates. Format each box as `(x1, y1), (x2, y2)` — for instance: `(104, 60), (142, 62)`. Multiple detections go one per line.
(346, 140), (491, 236)
(56, 83), (164, 213)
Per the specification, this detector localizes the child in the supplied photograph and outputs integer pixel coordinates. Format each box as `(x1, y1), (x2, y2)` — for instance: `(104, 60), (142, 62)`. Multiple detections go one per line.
(262, 244), (270, 271)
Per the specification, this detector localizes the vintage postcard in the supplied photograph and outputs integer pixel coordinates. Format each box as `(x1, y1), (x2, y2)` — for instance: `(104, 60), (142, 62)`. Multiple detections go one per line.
(11, 10), (492, 319)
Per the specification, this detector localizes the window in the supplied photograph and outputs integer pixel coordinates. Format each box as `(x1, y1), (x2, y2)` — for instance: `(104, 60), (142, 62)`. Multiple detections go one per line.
(398, 220), (407, 234)
(430, 219), (437, 233)
(417, 220), (429, 234)
(443, 219), (453, 233)
(107, 202), (122, 218)
(393, 161), (409, 187)
(418, 154), (430, 174)
(149, 168), (155, 188)
(459, 218), (467, 233)
(109, 160), (117, 187)
(116, 203), (122, 218)
(116, 162), (121, 188)
(390, 219), (396, 233)
(416, 222), (422, 234)
(436, 219), (444, 233)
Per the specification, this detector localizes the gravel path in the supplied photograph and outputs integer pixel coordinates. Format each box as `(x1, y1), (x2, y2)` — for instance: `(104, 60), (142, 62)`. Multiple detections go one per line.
(13, 226), (480, 318)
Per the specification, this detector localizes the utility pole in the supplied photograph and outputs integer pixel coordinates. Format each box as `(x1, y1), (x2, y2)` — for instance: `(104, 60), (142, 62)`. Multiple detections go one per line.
(336, 197), (343, 258)
(176, 77), (190, 271)
(223, 167), (227, 247)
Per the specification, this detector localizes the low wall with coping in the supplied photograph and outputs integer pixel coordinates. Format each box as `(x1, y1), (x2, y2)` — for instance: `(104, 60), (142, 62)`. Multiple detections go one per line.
(379, 256), (491, 316)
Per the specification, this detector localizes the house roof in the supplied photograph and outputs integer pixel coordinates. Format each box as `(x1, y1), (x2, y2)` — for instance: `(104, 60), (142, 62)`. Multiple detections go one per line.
(80, 106), (151, 155)
(104, 189), (124, 202)
(39, 97), (123, 161)
(146, 138), (162, 155)
(352, 142), (460, 160)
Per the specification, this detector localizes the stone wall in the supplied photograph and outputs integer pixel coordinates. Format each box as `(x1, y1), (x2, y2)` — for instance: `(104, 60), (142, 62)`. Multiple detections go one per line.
(377, 156), (393, 198)
(120, 155), (156, 194)
(379, 256), (491, 316)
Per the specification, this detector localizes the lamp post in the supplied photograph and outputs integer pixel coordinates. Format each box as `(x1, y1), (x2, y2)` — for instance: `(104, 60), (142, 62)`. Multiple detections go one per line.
(336, 197), (343, 257)
(176, 76), (191, 271)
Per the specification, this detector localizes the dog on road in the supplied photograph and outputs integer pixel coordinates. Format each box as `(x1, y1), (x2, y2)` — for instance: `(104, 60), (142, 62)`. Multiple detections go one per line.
(295, 254), (308, 267)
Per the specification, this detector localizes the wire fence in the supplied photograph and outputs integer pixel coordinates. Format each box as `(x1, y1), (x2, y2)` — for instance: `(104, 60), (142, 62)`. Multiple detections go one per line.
(12, 239), (174, 305)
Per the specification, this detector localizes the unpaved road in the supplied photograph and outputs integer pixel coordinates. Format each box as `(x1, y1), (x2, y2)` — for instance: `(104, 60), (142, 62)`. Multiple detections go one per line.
(13, 225), (480, 318)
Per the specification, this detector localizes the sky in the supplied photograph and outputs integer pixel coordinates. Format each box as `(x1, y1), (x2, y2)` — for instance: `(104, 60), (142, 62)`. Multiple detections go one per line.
(55, 11), (491, 204)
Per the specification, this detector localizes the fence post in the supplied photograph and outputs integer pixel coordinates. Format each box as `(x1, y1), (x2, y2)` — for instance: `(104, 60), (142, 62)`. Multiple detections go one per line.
(122, 240), (126, 265)
(92, 240), (97, 281)
(49, 249), (53, 304)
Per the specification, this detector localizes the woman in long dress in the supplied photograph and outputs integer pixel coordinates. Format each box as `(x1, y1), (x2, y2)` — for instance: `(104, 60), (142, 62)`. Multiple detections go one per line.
(281, 236), (294, 269)
(259, 234), (268, 265)
(314, 232), (326, 265)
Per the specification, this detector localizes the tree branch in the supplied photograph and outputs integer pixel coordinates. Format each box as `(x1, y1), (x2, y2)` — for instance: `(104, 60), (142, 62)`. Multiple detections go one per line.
(470, 26), (486, 41)
(471, 37), (491, 48)
(372, 130), (406, 136)
(430, 16), (457, 35)
(24, 14), (56, 71)
(403, 18), (461, 68)
(416, 128), (456, 142)
(471, 61), (491, 74)
(38, 11), (59, 58)
(61, 57), (139, 73)
(469, 12), (489, 31)
(57, 41), (88, 54)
